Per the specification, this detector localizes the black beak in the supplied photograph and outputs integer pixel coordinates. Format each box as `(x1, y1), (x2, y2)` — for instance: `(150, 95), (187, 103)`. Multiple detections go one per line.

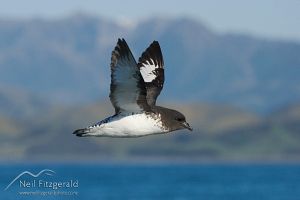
(182, 122), (193, 131)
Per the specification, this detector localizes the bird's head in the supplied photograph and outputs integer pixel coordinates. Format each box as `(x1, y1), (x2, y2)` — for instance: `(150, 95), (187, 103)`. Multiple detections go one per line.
(171, 110), (193, 131)
(156, 107), (192, 132)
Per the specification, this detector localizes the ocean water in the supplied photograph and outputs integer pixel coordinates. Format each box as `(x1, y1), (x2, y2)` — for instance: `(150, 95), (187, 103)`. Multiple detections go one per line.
(0, 163), (300, 200)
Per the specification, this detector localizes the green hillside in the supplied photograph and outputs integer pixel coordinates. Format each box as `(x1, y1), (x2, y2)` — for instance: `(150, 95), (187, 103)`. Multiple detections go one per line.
(1, 100), (299, 162)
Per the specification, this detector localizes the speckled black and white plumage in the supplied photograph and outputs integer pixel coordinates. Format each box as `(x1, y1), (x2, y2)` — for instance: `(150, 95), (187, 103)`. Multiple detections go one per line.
(138, 41), (164, 106)
(73, 39), (192, 137)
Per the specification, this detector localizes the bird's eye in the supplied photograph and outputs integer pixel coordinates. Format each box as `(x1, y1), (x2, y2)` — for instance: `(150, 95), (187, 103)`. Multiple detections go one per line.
(175, 117), (183, 122)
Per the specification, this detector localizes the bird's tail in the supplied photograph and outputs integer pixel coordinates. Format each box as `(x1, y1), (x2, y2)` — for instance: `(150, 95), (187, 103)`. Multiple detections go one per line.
(72, 128), (90, 137)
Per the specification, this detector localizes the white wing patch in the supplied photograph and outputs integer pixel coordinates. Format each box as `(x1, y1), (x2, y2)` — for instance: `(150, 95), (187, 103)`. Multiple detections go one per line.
(139, 59), (159, 82)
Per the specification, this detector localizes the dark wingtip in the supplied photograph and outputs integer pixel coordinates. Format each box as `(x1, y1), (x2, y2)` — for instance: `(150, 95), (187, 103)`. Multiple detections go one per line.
(113, 38), (132, 60)
(138, 40), (164, 68)
(117, 38), (124, 43)
(145, 41), (159, 54)
(151, 40), (159, 46)
(117, 38), (127, 45)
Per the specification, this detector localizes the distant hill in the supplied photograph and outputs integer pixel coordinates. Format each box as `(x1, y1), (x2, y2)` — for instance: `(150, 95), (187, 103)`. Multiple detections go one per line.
(0, 86), (48, 119)
(1, 99), (300, 161)
(0, 15), (300, 112)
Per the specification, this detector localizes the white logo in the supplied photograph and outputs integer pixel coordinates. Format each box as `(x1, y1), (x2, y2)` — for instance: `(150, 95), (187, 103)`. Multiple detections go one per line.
(4, 169), (79, 196)
(5, 169), (55, 191)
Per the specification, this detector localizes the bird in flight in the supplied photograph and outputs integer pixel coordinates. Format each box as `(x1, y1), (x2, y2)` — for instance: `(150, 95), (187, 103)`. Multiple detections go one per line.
(73, 38), (192, 137)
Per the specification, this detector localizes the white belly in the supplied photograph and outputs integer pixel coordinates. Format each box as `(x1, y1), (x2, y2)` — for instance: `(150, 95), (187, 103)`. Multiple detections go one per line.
(89, 113), (167, 137)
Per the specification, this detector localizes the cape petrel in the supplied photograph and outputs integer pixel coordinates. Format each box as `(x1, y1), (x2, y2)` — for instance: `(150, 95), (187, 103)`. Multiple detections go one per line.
(73, 38), (192, 137)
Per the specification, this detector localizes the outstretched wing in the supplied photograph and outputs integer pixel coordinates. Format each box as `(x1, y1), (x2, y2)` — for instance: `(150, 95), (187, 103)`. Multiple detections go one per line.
(110, 38), (150, 114)
(138, 41), (164, 106)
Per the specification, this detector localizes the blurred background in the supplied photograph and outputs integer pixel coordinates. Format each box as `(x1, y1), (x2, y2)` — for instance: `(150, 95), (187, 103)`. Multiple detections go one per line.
(0, 0), (300, 162)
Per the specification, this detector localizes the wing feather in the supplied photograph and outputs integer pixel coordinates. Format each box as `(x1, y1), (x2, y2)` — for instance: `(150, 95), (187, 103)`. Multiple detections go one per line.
(110, 39), (150, 113)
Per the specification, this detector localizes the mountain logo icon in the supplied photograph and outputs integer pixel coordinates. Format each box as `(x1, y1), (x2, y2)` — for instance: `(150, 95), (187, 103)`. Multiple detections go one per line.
(4, 169), (55, 191)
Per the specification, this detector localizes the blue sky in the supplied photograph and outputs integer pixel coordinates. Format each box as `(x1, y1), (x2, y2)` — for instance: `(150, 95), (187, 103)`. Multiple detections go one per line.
(1, 0), (300, 42)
